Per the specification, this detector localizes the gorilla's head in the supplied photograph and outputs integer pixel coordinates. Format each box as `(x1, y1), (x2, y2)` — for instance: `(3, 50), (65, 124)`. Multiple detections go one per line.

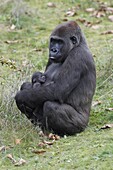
(49, 21), (82, 63)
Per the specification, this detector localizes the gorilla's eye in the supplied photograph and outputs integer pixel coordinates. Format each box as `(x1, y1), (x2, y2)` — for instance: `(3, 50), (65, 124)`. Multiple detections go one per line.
(70, 36), (77, 44)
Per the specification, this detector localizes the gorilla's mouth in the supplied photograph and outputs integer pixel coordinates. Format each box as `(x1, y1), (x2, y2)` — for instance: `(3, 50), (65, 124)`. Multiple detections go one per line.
(49, 55), (62, 63)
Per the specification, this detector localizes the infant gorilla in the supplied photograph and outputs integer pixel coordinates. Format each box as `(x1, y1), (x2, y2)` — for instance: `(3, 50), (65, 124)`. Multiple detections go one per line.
(32, 63), (61, 88)
(32, 72), (46, 88)
(21, 63), (61, 90)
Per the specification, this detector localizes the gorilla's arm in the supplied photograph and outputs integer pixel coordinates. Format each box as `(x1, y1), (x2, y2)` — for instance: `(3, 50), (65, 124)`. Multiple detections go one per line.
(54, 50), (82, 102)
(16, 49), (85, 108)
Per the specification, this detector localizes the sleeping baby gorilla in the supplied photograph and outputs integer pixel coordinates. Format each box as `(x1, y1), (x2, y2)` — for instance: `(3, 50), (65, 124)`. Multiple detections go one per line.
(32, 63), (61, 88)
(15, 21), (96, 136)
(32, 72), (46, 88)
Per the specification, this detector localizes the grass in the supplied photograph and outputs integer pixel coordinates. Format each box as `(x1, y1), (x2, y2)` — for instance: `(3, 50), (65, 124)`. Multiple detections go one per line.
(0, 0), (113, 169)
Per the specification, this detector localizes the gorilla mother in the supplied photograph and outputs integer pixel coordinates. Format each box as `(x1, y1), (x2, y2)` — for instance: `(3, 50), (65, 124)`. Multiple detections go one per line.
(15, 21), (96, 136)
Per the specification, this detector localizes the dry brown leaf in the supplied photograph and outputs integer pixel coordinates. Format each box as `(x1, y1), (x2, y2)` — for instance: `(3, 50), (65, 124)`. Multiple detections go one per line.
(91, 4), (113, 18)
(43, 140), (55, 145)
(48, 133), (60, 140)
(108, 15), (113, 22)
(65, 10), (77, 17)
(38, 140), (55, 148)
(54, 135), (60, 140)
(92, 101), (102, 107)
(0, 146), (5, 152)
(47, 2), (56, 8)
(76, 18), (86, 23)
(92, 11), (105, 18)
(101, 30), (113, 35)
(84, 21), (92, 27)
(77, 18), (101, 27)
(38, 142), (47, 148)
(5, 40), (23, 44)
(86, 8), (95, 13)
(106, 7), (113, 14)
(76, 18), (92, 27)
(31, 48), (42, 52)
(32, 149), (46, 154)
(62, 18), (68, 21)
(101, 124), (113, 129)
(15, 139), (21, 145)
(105, 108), (113, 111)
(91, 25), (101, 29)
(7, 154), (17, 163)
(48, 133), (55, 140)
(14, 158), (26, 166)
(0, 146), (10, 152)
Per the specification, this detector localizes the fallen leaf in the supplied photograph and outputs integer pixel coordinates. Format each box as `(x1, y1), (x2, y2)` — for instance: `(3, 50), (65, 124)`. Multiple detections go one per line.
(91, 25), (101, 29)
(65, 10), (77, 17)
(105, 108), (113, 111)
(108, 15), (113, 22)
(0, 146), (5, 152)
(85, 21), (93, 27)
(76, 18), (86, 23)
(101, 30), (113, 35)
(15, 139), (21, 145)
(106, 7), (113, 14)
(62, 18), (68, 21)
(76, 18), (93, 27)
(54, 135), (60, 140)
(38, 142), (47, 148)
(38, 139), (55, 148)
(43, 140), (54, 145)
(5, 40), (23, 44)
(7, 154), (17, 163)
(0, 146), (10, 152)
(32, 149), (46, 154)
(101, 124), (113, 129)
(47, 2), (56, 8)
(31, 48), (42, 52)
(14, 158), (26, 166)
(48, 133), (55, 140)
(92, 101), (102, 107)
(92, 11), (105, 18)
(86, 8), (95, 13)
(48, 133), (60, 140)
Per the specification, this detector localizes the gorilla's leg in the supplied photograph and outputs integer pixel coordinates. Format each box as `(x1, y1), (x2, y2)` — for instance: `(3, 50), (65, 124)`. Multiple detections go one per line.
(18, 103), (38, 125)
(15, 91), (43, 126)
(43, 101), (89, 136)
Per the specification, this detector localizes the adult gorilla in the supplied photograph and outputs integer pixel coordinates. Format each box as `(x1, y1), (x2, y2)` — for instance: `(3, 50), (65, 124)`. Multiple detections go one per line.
(15, 21), (96, 136)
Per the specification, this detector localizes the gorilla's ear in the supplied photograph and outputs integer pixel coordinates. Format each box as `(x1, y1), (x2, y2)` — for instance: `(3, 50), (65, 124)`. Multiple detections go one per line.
(70, 35), (80, 46)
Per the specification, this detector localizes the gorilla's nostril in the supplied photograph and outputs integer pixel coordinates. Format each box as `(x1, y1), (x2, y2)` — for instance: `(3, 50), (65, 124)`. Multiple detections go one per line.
(51, 48), (58, 53)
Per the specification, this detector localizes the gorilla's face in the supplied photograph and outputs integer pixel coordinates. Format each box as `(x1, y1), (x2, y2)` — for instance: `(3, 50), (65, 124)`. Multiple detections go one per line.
(49, 21), (81, 63)
(49, 37), (65, 63)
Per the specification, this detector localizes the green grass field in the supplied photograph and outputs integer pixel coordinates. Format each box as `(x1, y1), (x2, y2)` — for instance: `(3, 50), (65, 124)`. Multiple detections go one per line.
(0, 0), (113, 169)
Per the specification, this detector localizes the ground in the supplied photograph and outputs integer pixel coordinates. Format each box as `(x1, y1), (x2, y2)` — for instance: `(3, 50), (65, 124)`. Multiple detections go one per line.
(0, 0), (113, 169)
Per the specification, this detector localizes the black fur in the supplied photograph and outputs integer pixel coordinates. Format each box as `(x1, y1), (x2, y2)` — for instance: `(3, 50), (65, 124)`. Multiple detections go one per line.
(15, 21), (96, 136)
